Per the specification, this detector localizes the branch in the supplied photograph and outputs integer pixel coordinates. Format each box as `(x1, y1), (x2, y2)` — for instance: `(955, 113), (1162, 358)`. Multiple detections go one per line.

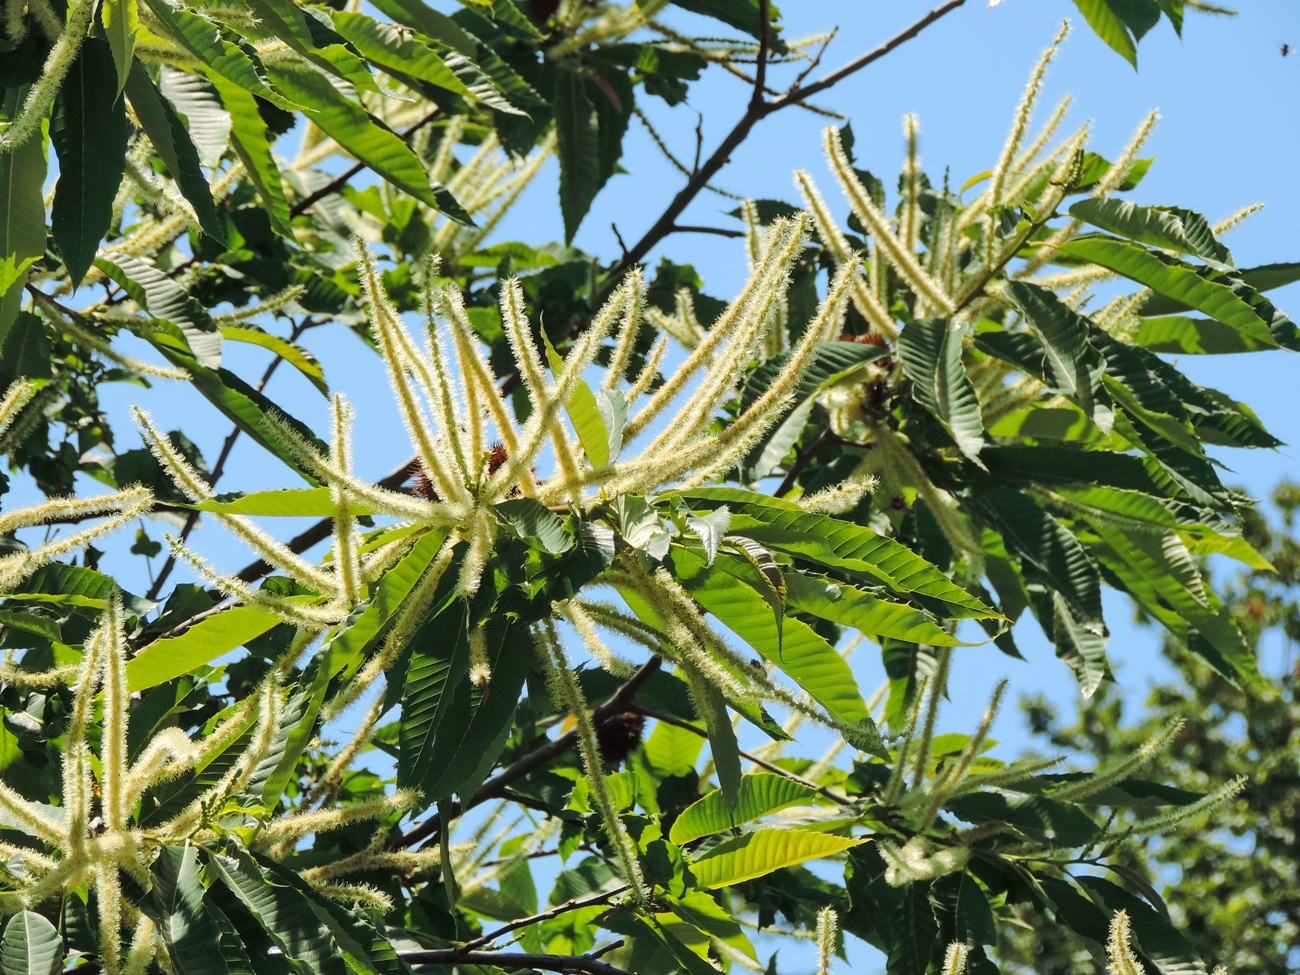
(634, 705), (852, 807)
(751, 0), (772, 110)
(398, 657), (662, 848)
(605, 0), (970, 282)
(668, 224), (746, 239)
(397, 947), (632, 975)
(463, 886), (630, 951)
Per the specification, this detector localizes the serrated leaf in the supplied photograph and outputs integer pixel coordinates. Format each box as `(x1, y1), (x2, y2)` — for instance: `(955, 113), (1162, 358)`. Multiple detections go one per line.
(400, 617), (532, 807)
(685, 507), (729, 566)
(946, 791), (1100, 846)
(50, 37), (130, 286)
(158, 67), (232, 170)
(783, 571), (971, 647)
(691, 828), (863, 889)
(97, 254), (222, 367)
(124, 66), (226, 242)
(330, 13), (479, 103)
(127, 604), (283, 691)
(220, 326), (326, 394)
(1036, 589), (1110, 696)
(1071, 0), (1139, 66)
(188, 488), (370, 517)
(677, 488), (997, 620)
(696, 678), (741, 808)
(1132, 314), (1280, 354)
(554, 66), (601, 242)
(145, 846), (230, 975)
(612, 494), (673, 560)
(100, 0), (139, 94)
(208, 76), (293, 237)
(205, 852), (350, 975)
(1057, 236), (1268, 335)
(1004, 281), (1106, 420)
(1069, 198), (1231, 266)
(669, 773), (819, 844)
(0, 90), (47, 328)
(978, 485), (1104, 626)
(0, 913), (62, 975)
(495, 498), (572, 554)
(898, 318), (985, 463)
(262, 58), (472, 225)
(674, 548), (870, 726)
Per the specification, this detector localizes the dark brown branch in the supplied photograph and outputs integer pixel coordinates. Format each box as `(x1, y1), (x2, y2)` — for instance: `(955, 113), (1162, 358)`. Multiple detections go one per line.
(228, 457), (416, 585)
(770, 0), (968, 110)
(398, 946), (631, 975)
(605, 0), (969, 282)
(668, 224), (745, 239)
(398, 657), (662, 848)
(773, 427), (835, 497)
(462, 886), (630, 951)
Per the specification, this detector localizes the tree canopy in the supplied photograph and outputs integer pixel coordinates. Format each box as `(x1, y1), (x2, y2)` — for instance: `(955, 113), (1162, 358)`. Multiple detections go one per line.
(0, 2), (1293, 974)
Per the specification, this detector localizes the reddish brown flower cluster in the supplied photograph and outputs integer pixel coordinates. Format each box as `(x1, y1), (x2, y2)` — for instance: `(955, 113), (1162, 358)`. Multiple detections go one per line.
(595, 710), (646, 768)
(408, 443), (514, 502)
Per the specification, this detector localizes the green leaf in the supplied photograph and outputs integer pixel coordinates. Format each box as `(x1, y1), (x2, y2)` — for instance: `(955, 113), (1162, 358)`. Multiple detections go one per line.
(123, 65), (226, 243)
(676, 488), (998, 620)
(1133, 314), (1280, 354)
(643, 720), (706, 777)
(127, 604), (283, 691)
(218, 326), (327, 394)
(612, 494), (674, 559)
(690, 828), (863, 889)
(0, 90), (47, 335)
(974, 487), (1103, 627)
(50, 37), (130, 286)
(0, 912), (63, 975)
(100, 0), (139, 95)
(783, 571), (970, 648)
(262, 58), (473, 225)
(145, 846), (230, 975)
(495, 498), (573, 554)
(1069, 198), (1231, 266)
(1056, 236), (1268, 334)
(540, 328), (621, 468)
(669, 773), (819, 844)
(554, 66), (601, 242)
(696, 678), (741, 808)
(1071, 0), (1139, 66)
(158, 67), (231, 169)
(1035, 589), (1110, 696)
(205, 851), (350, 975)
(329, 13), (477, 102)
(208, 76), (294, 238)
(898, 319), (985, 463)
(885, 882), (939, 975)
(398, 599), (472, 797)
(670, 0), (783, 45)
(399, 616), (532, 807)
(96, 255), (222, 368)
(674, 548), (870, 726)
(1004, 281), (1106, 419)
(686, 508), (730, 566)
(187, 488), (370, 517)
(946, 792), (1100, 846)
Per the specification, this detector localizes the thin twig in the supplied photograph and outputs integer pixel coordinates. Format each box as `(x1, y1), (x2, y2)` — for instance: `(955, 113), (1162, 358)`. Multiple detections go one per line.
(398, 947), (632, 975)
(635, 706), (852, 807)
(668, 224), (746, 239)
(462, 886), (630, 951)
(605, 0), (970, 282)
